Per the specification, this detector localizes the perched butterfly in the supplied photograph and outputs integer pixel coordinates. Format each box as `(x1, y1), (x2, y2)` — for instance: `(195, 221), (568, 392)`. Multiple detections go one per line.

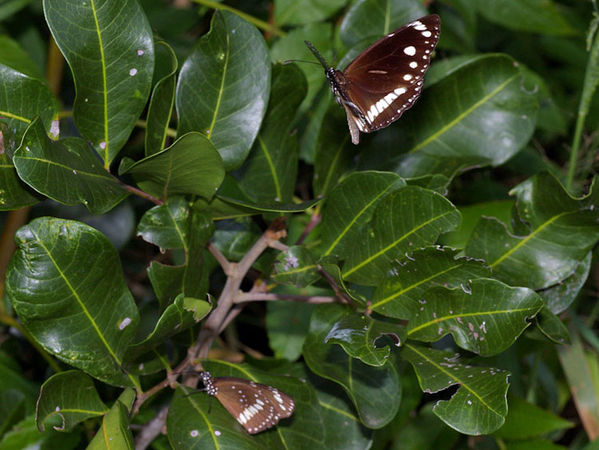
(306, 14), (441, 144)
(199, 371), (295, 434)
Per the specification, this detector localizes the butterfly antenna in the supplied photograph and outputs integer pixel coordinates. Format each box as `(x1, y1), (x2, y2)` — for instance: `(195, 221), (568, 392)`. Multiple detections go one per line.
(304, 40), (331, 70)
(282, 58), (321, 66)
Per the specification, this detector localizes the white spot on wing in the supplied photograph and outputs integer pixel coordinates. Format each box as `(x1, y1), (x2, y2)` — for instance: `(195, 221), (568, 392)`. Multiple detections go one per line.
(403, 46), (416, 56)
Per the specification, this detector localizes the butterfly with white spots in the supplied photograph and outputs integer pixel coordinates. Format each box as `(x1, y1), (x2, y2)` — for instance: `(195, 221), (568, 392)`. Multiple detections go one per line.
(306, 14), (441, 144)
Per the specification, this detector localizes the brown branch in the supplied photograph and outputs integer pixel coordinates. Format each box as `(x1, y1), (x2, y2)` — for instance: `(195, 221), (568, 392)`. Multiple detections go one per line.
(296, 212), (321, 245)
(207, 242), (231, 274)
(134, 405), (169, 450)
(235, 292), (337, 304)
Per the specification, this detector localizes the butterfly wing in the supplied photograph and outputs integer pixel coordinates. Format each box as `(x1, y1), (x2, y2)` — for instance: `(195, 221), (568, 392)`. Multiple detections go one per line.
(342, 14), (440, 132)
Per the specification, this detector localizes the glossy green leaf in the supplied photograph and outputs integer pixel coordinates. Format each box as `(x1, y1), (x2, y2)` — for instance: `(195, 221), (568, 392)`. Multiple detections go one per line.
(325, 312), (405, 366)
(313, 105), (355, 197)
(0, 123), (39, 210)
(540, 252), (592, 315)
(303, 304), (402, 428)
(6, 218), (140, 386)
(275, 0), (346, 26)
(119, 132), (224, 200)
(339, 0), (427, 48)
(320, 171), (405, 258)
(167, 362), (322, 448)
(0, 39), (58, 140)
(44, 0), (154, 165)
(371, 247), (490, 319)
(402, 344), (510, 435)
(13, 118), (129, 214)
(145, 40), (177, 156)
(342, 186), (461, 285)
(361, 54), (539, 178)
(126, 294), (209, 360)
(273, 246), (320, 287)
(0, 415), (82, 450)
(465, 174), (599, 289)
(87, 389), (135, 450)
(270, 23), (333, 113)
(137, 196), (191, 251)
(176, 11), (270, 171)
(535, 307), (570, 345)
(239, 64), (307, 204)
(266, 293), (317, 361)
(474, 0), (575, 35)
(406, 279), (543, 356)
(36, 371), (108, 432)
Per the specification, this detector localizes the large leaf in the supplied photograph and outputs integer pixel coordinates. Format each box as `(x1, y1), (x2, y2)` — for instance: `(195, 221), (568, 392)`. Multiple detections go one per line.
(13, 118), (129, 214)
(319, 171), (405, 258)
(371, 247), (490, 319)
(303, 304), (402, 428)
(402, 344), (510, 435)
(0, 36), (58, 141)
(36, 371), (108, 432)
(176, 11), (270, 170)
(44, 0), (154, 165)
(87, 389), (135, 450)
(119, 132), (224, 200)
(6, 218), (140, 386)
(339, 0), (427, 48)
(239, 64), (307, 204)
(473, 0), (575, 35)
(341, 186), (461, 285)
(359, 54), (539, 178)
(465, 174), (599, 289)
(137, 196), (191, 251)
(406, 279), (544, 356)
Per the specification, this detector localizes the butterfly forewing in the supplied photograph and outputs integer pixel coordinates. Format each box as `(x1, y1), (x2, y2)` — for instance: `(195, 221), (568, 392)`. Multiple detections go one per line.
(200, 372), (295, 434)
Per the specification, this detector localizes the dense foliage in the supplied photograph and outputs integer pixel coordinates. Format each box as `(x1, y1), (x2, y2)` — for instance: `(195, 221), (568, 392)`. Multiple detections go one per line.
(0, 0), (598, 448)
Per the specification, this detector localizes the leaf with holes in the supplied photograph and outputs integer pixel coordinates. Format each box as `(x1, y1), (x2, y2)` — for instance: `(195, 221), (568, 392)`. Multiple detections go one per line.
(6, 218), (139, 386)
(371, 247), (490, 319)
(44, 0), (154, 165)
(176, 11), (270, 171)
(406, 279), (543, 356)
(402, 344), (510, 435)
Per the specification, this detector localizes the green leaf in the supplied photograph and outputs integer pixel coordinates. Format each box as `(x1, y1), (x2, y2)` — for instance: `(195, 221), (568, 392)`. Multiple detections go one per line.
(176, 11), (270, 171)
(0, 390), (26, 437)
(465, 174), (599, 289)
(183, 296), (212, 321)
(325, 312), (405, 366)
(13, 118), (129, 214)
(402, 344), (510, 435)
(44, 0), (154, 165)
(87, 389), (135, 450)
(313, 105), (355, 197)
(540, 252), (592, 314)
(145, 40), (178, 156)
(406, 278), (544, 356)
(474, 0), (575, 35)
(239, 63), (307, 204)
(273, 246), (320, 287)
(392, 403), (460, 450)
(119, 132), (224, 200)
(275, 0), (347, 26)
(0, 415), (82, 450)
(0, 0), (34, 21)
(339, 0), (427, 48)
(303, 304), (402, 428)
(361, 54), (539, 178)
(371, 247), (490, 319)
(0, 40), (58, 140)
(535, 307), (570, 345)
(495, 395), (574, 439)
(167, 362), (322, 448)
(320, 171), (405, 258)
(6, 218), (140, 386)
(137, 196), (191, 251)
(0, 123), (40, 210)
(341, 186), (461, 285)
(36, 371), (108, 432)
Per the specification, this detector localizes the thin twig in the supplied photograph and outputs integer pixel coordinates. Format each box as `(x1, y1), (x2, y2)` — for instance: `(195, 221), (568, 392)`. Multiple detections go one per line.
(235, 292), (337, 304)
(207, 242), (231, 274)
(296, 213), (321, 245)
(134, 405), (169, 450)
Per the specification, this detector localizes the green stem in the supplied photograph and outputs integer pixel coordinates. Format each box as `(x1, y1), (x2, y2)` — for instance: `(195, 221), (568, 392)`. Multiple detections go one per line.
(566, 19), (599, 191)
(192, 0), (286, 37)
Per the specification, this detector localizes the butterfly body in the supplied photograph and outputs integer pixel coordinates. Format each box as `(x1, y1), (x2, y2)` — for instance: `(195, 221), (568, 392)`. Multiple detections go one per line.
(200, 371), (295, 434)
(306, 14), (441, 144)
